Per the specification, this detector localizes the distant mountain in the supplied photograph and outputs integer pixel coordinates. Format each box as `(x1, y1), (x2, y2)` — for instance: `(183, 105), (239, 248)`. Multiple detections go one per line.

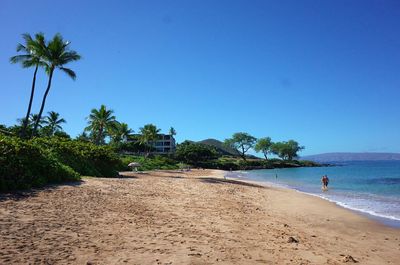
(197, 138), (240, 156)
(302, 152), (400, 162)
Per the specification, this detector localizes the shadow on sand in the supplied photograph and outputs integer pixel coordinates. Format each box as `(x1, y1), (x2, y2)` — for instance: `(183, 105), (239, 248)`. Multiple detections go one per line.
(0, 180), (84, 202)
(119, 171), (184, 179)
(119, 171), (147, 178)
(198, 178), (266, 188)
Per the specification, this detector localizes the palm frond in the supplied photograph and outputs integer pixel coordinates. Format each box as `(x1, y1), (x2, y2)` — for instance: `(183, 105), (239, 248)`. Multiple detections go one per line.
(34, 32), (45, 44)
(21, 33), (33, 44)
(59, 51), (81, 64)
(16, 43), (27, 52)
(9, 54), (32, 64)
(59, 67), (76, 80)
(22, 60), (39, 68)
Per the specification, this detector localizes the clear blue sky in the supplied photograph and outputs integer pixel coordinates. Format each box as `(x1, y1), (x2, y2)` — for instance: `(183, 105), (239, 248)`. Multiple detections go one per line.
(1, 0), (399, 155)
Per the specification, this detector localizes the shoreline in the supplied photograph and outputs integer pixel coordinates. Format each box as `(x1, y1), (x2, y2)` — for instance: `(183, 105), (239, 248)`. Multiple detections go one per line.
(225, 170), (400, 228)
(1, 169), (399, 264)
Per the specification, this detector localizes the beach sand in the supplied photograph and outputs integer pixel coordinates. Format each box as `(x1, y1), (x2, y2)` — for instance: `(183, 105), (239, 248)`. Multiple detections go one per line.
(1, 169), (399, 264)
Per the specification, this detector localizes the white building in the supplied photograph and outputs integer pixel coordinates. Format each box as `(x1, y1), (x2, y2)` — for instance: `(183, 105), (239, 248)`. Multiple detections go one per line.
(153, 134), (176, 154)
(128, 134), (176, 154)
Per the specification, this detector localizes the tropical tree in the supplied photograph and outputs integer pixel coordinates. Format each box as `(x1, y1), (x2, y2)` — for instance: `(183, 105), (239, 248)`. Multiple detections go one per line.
(111, 122), (133, 143)
(175, 141), (218, 165)
(169, 127), (176, 137)
(254, 137), (273, 159)
(29, 114), (44, 129)
(270, 140), (304, 160)
(270, 142), (287, 160)
(285, 140), (305, 160)
(139, 124), (160, 156)
(53, 130), (71, 139)
(32, 33), (81, 136)
(76, 131), (91, 142)
(224, 132), (257, 160)
(10, 33), (48, 138)
(85, 105), (118, 145)
(42, 111), (66, 136)
(10, 114), (42, 136)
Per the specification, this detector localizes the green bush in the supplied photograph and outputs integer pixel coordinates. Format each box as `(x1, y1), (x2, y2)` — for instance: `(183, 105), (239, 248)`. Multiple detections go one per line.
(121, 155), (179, 171)
(0, 135), (80, 192)
(32, 137), (124, 177)
(175, 141), (219, 166)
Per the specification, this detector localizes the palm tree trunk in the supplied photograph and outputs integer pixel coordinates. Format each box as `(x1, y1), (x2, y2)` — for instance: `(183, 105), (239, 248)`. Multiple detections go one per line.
(32, 68), (54, 137)
(21, 64), (39, 138)
(50, 124), (55, 136)
(96, 126), (103, 145)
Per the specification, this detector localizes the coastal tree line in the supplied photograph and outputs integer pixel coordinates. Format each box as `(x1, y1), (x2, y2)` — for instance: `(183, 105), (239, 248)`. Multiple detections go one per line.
(0, 32), (313, 191)
(5, 31), (305, 162)
(224, 132), (304, 161)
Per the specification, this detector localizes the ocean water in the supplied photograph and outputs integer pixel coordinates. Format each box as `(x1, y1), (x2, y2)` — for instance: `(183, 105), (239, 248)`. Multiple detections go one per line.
(226, 161), (400, 227)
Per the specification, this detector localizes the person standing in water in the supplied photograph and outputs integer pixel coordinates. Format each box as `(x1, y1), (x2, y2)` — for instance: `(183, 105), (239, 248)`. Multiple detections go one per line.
(321, 175), (329, 190)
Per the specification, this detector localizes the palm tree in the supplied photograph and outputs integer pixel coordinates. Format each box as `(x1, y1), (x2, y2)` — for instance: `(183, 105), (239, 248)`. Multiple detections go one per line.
(169, 127), (176, 137)
(76, 131), (91, 142)
(32, 33), (81, 137)
(10, 33), (48, 138)
(139, 124), (160, 156)
(85, 105), (118, 145)
(111, 122), (133, 143)
(29, 114), (44, 128)
(42, 111), (66, 136)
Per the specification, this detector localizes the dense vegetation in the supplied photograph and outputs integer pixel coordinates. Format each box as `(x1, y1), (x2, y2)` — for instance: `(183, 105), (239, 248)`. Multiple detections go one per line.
(0, 135), (124, 191)
(171, 141), (319, 170)
(0, 135), (79, 191)
(224, 132), (305, 161)
(1, 31), (318, 192)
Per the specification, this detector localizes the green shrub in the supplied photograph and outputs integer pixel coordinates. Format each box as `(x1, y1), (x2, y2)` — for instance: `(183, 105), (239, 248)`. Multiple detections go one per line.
(0, 135), (80, 192)
(121, 155), (179, 171)
(32, 137), (124, 177)
(175, 141), (219, 166)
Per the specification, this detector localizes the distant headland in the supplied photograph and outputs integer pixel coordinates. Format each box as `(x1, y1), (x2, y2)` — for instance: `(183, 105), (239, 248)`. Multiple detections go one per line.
(302, 152), (400, 162)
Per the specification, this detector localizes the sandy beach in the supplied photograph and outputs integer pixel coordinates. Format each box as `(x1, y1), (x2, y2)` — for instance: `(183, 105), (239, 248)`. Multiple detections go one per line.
(1, 169), (399, 264)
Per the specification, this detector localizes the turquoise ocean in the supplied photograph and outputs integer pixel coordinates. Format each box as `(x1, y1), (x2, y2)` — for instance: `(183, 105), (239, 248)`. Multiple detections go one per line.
(226, 161), (400, 227)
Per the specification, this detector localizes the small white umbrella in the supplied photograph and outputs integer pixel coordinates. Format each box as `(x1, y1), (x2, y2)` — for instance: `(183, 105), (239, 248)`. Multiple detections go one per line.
(128, 162), (141, 172)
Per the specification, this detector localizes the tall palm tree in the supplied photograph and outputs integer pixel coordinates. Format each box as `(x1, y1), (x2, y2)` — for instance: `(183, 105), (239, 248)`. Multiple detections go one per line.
(85, 105), (118, 145)
(42, 111), (66, 136)
(10, 33), (47, 138)
(111, 122), (133, 143)
(32, 33), (81, 137)
(169, 127), (176, 137)
(139, 124), (161, 156)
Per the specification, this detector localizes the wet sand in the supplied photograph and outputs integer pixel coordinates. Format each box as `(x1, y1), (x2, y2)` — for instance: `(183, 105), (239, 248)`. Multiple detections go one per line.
(1, 169), (399, 264)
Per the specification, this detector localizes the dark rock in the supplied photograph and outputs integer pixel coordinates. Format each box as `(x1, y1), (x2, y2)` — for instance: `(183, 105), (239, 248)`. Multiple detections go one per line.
(287, 236), (299, 243)
(342, 255), (358, 263)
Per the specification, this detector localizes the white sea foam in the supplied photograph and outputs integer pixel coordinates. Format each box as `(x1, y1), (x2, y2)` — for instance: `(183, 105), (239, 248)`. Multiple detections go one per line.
(240, 178), (400, 223)
(310, 193), (400, 221)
